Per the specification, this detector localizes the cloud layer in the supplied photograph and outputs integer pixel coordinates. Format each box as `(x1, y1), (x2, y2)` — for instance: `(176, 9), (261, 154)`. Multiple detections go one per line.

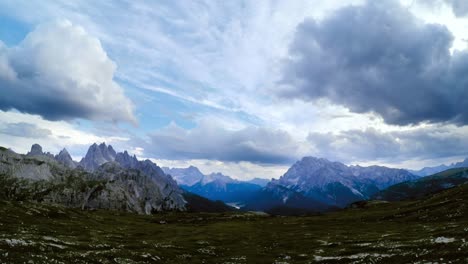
(0, 20), (136, 124)
(281, 0), (468, 126)
(0, 122), (51, 138)
(145, 121), (302, 164)
(307, 126), (468, 164)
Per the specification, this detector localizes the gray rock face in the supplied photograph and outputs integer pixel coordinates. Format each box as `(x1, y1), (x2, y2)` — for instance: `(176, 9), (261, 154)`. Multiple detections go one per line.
(26, 144), (54, 159)
(55, 148), (77, 169)
(0, 144), (187, 214)
(86, 162), (185, 213)
(0, 149), (54, 180)
(115, 151), (139, 168)
(264, 156), (419, 207)
(27, 144), (43, 156)
(79, 143), (117, 171)
(118, 156), (186, 210)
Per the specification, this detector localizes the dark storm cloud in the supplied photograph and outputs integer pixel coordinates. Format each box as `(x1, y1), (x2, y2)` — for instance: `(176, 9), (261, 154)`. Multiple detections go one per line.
(281, 0), (468, 126)
(144, 122), (300, 164)
(1, 122), (52, 138)
(307, 126), (468, 164)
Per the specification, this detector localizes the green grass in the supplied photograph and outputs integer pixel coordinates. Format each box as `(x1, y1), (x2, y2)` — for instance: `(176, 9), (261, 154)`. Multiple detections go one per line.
(1, 184), (468, 263)
(375, 167), (468, 201)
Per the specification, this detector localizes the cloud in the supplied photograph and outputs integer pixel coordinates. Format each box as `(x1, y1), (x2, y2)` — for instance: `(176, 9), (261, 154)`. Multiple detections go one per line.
(152, 158), (289, 180)
(307, 125), (468, 164)
(0, 110), (130, 158)
(0, 122), (51, 138)
(422, 0), (468, 17)
(0, 20), (136, 124)
(145, 121), (301, 164)
(280, 0), (468, 126)
(446, 0), (468, 16)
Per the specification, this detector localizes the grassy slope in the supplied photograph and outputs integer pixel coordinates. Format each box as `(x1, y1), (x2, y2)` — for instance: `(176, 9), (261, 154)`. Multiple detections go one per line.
(374, 167), (468, 201)
(1, 183), (468, 263)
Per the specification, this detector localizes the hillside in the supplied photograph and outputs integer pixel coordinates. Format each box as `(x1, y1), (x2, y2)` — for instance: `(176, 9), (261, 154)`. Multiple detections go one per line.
(374, 167), (468, 201)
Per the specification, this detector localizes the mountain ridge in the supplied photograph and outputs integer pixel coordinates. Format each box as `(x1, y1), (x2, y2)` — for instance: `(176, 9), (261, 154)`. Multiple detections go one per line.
(0, 143), (235, 214)
(244, 156), (419, 212)
(163, 166), (266, 203)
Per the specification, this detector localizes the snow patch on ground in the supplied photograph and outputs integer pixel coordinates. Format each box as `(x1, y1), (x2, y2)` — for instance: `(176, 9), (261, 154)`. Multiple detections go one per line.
(314, 253), (394, 261)
(432, 237), (455, 244)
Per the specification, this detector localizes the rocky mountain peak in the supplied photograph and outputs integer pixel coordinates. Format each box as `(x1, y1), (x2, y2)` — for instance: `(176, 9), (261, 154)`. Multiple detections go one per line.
(279, 157), (351, 189)
(27, 144), (43, 156)
(26, 144), (54, 159)
(58, 148), (69, 155)
(115, 150), (139, 168)
(79, 142), (116, 171)
(55, 148), (77, 169)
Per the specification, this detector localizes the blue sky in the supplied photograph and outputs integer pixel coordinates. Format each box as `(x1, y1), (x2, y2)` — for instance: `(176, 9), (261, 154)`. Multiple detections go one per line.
(1, 0), (468, 179)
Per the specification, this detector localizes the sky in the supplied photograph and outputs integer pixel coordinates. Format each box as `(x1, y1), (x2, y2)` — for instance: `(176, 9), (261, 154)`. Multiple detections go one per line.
(1, 0), (468, 180)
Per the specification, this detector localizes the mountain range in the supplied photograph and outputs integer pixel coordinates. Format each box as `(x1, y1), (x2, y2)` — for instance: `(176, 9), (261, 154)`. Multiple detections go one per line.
(410, 158), (468, 176)
(163, 166), (264, 204)
(243, 157), (420, 213)
(3, 142), (468, 216)
(0, 143), (233, 214)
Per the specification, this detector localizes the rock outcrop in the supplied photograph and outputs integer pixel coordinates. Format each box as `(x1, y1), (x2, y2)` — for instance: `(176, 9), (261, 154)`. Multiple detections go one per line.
(0, 144), (187, 214)
(79, 143), (116, 171)
(55, 148), (77, 169)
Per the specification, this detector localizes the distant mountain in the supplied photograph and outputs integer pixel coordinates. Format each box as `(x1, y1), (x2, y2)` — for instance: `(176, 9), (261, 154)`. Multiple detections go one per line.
(243, 157), (419, 212)
(163, 166), (265, 204)
(163, 166), (204, 186)
(184, 180), (262, 203)
(200, 172), (236, 185)
(183, 172), (262, 203)
(246, 178), (270, 187)
(410, 158), (468, 176)
(242, 181), (334, 215)
(374, 167), (468, 201)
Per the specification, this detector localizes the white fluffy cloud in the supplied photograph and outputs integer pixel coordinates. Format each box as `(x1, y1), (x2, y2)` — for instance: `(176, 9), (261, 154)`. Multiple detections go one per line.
(0, 20), (136, 124)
